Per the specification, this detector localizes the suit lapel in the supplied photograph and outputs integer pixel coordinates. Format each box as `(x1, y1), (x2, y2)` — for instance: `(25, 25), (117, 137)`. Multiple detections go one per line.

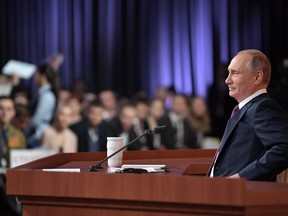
(217, 102), (252, 154)
(217, 93), (269, 155)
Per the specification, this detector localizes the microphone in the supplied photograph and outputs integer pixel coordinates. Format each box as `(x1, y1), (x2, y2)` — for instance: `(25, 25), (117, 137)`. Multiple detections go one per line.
(151, 125), (166, 134)
(87, 125), (166, 172)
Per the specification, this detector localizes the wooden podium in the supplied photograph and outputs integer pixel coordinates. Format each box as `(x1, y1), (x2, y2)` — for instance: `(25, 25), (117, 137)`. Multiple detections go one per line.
(6, 149), (288, 216)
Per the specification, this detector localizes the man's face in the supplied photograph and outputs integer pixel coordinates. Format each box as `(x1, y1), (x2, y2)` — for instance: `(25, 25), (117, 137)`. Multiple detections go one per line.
(99, 91), (117, 110)
(120, 106), (136, 131)
(87, 106), (103, 127)
(136, 103), (149, 121)
(172, 96), (188, 117)
(150, 99), (165, 119)
(0, 99), (15, 126)
(225, 53), (258, 102)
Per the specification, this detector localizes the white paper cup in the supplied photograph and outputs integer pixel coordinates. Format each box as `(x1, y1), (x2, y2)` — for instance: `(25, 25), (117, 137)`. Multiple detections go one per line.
(107, 137), (125, 167)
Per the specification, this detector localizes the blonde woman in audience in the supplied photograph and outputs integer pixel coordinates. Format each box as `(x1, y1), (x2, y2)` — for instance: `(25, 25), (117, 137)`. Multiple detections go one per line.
(188, 96), (211, 148)
(41, 105), (77, 153)
(67, 96), (82, 125)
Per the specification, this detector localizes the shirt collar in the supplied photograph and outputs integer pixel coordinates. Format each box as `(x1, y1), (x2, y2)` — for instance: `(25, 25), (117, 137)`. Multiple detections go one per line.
(39, 84), (51, 93)
(239, 89), (267, 109)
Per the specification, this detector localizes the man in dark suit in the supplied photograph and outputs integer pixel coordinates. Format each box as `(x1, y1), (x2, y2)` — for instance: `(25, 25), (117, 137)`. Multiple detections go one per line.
(208, 49), (288, 181)
(158, 94), (197, 149)
(70, 100), (107, 152)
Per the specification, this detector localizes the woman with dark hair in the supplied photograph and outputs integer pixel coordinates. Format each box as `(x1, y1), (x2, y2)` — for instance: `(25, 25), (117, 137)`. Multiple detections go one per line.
(27, 63), (59, 148)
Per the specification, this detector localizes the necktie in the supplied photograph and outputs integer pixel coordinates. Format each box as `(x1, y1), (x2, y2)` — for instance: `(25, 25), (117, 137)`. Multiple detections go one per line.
(207, 105), (240, 176)
(230, 105), (239, 118)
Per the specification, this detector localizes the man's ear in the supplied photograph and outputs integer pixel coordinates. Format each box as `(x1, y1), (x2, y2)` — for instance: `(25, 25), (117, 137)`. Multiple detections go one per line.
(255, 70), (264, 84)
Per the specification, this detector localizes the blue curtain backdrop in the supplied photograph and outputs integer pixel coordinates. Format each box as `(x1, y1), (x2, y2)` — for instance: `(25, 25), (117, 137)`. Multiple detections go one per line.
(0, 0), (287, 98)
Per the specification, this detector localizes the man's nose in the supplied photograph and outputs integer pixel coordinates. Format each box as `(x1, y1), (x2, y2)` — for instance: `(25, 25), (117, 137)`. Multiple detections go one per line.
(225, 74), (231, 85)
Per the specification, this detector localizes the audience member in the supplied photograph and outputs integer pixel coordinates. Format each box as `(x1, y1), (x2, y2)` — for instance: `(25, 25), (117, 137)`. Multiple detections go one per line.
(133, 95), (153, 149)
(81, 92), (97, 116)
(58, 89), (72, 107)
(0, 97), (24, 216)
(12, 104), (31, 139)
(147, 98), (166, 149)
(70, 100), (107, 152)
(154, 85), (176, 111)
(0, 96), (26, 168)
(27, 63), (59, 147)
(10, 80), (31, 107)
(71, 79), (86, 102)
(158, 94), (197, 149)
(67, 96), (83, 125)
(13, 91), (30, 106)
(154, 87), (168, 103)
(188, 96), (211, 148)
(99, 89), (118, 121)
(41, 105), (77, 153)
(147, 98), (165, 128)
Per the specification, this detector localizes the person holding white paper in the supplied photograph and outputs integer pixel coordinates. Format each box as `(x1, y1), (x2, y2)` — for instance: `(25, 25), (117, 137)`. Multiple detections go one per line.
(27, 64), (59, 148)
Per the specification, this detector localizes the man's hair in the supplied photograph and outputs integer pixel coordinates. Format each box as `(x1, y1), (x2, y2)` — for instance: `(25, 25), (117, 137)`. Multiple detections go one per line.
(0, 96), (13, 100)
(118, 101), (136, 116)
(238, 49), (271, 85)
(0, 96), (14, 106)
(87, 99), (103, 111)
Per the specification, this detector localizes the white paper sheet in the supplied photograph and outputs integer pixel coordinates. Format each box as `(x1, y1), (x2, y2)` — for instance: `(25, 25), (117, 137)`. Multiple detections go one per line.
(2, 59), (36, 79)
(121, 164), (166, 170)
(42, 168), (81, 172)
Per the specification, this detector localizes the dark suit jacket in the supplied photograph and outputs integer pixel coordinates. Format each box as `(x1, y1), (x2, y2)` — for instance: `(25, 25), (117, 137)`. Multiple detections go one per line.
(213, 93), (288, 181)
(158, 114), (198, 149)
(70, 120), (107, 152)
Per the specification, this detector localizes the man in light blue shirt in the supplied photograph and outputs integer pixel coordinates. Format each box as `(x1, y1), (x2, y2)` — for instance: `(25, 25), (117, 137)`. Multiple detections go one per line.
(28, 64), (57, 148)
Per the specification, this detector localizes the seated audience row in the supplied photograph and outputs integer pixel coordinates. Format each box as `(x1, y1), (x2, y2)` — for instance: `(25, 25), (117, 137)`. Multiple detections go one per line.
(0, 64), (215, 162)
(1, 91), (215, 156)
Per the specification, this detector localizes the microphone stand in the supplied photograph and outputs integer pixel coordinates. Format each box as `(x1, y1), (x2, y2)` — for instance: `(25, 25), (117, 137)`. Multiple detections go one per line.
(88, 129), (153, 172)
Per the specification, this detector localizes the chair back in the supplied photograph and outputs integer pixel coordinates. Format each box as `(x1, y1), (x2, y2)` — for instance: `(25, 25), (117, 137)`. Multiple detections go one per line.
(277, 169), (288, 183)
